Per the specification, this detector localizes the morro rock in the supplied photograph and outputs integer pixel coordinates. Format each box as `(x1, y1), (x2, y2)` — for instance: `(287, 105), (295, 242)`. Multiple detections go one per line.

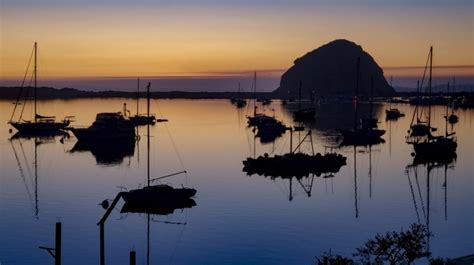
(273, 39), (395, 97)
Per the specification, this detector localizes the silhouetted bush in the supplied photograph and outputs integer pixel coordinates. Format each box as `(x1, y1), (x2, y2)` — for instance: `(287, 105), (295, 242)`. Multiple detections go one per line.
(315, 224), (433, 265)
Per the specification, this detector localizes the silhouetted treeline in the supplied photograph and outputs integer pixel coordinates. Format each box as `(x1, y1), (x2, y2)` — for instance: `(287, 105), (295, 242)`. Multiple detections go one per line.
(0, 86), (272, 100)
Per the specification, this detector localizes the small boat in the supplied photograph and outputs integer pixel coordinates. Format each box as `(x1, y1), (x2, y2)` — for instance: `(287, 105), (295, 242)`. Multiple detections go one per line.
(70, 112), (135, 141)
(292, 81), (316, 122)
(445, 77), (458, 124)
(385, 108), (405, 120)
(9, 43), (72, 134)
(385, 77), (405, 120)
(339, 59), (385, 146)
(122, 184), (196, 205)
(230, 82), (247, 108)
(129, 80), (164, 126)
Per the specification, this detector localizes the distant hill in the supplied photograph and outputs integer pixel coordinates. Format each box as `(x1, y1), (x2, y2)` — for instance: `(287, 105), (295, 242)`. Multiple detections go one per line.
(274, 39), (396, 98)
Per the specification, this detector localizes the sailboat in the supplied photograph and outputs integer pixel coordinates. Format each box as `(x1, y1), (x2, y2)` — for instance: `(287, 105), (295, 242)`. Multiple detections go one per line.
(339, 58), (385, 146)
(385, 76), (405, 120)
(122, 99), (196, 208)
(408, 48), (436, 137)
(292, 80), (316, 122)
(407, 47), (457, 160)
(129, 79), (168, 125)
(9, 42), (72, 134)
(231, 82), (247, 108)
(446, 77), (459, 124)
(247, 72), (276, 126)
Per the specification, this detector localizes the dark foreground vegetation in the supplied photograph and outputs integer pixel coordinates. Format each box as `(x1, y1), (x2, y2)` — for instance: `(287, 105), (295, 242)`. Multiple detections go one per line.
(315, 224), (458, 265)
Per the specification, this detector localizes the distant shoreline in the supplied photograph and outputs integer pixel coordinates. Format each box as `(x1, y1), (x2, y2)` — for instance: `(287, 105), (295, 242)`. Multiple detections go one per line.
(1, 86), (473, 100)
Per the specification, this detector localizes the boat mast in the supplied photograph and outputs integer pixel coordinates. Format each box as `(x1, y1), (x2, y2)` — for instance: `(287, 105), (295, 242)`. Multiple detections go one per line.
(428, 46), (433, 129)
(298, 80), (302, 111)
(253, 72), (257, 116)
(147, 82), (151, 187)
(147, 82), (150, 118)
(34, 42), (37, 123)
(354, 57), (360, 130)
(369, 76), (374, 119)
(445, 82), (449, 137)
(136, 78), (140, 116)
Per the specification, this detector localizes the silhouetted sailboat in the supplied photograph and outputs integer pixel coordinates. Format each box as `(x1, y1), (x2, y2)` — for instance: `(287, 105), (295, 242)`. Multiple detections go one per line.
(385, 76), (405, 120)
(293, 81), (316, 122)
(339, 58), (385, 146)
(231, 82), (247, 108)
(407, 48), (457, 161)
(446, 77), (459, 124)
(129, 80), (168, 125)
(243, 129), (346, 179)
(9, 42), (72, 134)
(246, 72), (288, 142)
(122, 99), (196, 209)
(408, 47), (435, 137)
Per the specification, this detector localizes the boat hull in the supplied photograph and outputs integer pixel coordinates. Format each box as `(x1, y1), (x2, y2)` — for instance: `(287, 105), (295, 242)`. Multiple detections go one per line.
(340, 128), (385, 146)
(70, 127), (135, 142)
(10, 121), (69, 133)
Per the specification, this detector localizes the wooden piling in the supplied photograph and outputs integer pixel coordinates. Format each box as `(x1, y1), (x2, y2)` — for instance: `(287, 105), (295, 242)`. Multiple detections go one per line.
(129, 251), (136, 265)
(55, 222), (61, 265)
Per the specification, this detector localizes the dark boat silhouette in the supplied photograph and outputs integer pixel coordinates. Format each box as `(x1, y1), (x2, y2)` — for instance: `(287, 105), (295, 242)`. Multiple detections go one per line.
(407, 47), (457, 161)
(9, 42), (72, 134)
(230, 82), (247, 108)
(70, 112), (135, 141)
(339, 59), (385, 146)
(129, 80), (168, 125)
(122, 93), (196, 213)
(292, 81), (316, 122)
(243, 130), (347, 179)
(385, 77), (405, 120)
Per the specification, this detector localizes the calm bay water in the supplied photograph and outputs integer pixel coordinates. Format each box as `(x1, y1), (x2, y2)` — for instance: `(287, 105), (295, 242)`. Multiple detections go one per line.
(0, 98), (473, 265)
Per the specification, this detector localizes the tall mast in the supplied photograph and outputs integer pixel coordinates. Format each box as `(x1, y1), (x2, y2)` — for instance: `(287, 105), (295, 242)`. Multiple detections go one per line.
(354, 57), (360, 130)
(136, 78), (140, 116)
(428, 46), (433, 128)
(147, 82), (151, 187)
(445, 82), (449, 137)
(34, 42), (37, 122)
(370, 76), (374, 118)
(147, 82), (150, 118)
(298, 80), (302, 111)
(253, 71), (257, 116)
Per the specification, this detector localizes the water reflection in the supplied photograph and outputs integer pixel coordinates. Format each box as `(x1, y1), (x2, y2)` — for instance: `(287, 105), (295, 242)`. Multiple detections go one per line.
(69, 139), (136, 165)
(8, 132), (68, 218)
(405, 156), (456, 251)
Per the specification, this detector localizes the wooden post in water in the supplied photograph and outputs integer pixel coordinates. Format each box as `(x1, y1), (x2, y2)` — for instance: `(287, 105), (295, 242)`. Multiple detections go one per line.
(55, 222), (62, 265)
(100, 223), (105, 265)
(129, 251), (136, 265)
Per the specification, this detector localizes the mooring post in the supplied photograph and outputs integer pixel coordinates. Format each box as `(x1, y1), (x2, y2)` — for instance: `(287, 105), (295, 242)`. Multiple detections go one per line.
(100, 223), (105, 265)
(55, 222), (61, 265)
(129, 251), (136, 265)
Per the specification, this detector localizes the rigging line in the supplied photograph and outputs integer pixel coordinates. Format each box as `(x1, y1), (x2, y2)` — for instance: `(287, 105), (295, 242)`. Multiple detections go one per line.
(414, 166), (427, 220)
(19, 69), (35, 122)
(417, 49), (431, 121)
(407, 170), (421, 224)
(162, 122), (190, 185)
(18, 139), (34, 186)
(10, 45), (35, 122)
(10, 140), (36, 213)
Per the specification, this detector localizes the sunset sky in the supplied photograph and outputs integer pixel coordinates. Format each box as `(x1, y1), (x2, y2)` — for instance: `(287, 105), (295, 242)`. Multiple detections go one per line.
(1, 0), (473, 91)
